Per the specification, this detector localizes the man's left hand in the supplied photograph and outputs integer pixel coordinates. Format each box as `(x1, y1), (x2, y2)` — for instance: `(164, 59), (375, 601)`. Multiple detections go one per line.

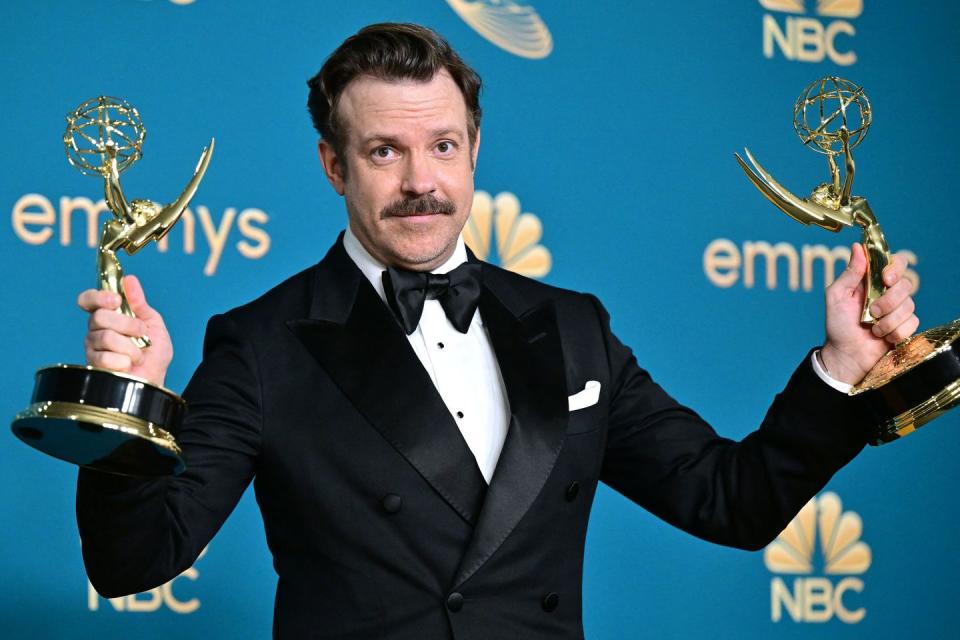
(821, 243), (918, 385)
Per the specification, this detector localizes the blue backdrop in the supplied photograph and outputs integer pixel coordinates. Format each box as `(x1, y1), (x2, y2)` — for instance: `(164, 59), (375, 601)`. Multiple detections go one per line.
(3, 1), (959, 638)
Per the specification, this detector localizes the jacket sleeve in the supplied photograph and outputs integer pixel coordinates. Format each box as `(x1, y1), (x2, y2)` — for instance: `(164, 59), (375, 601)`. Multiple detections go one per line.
(591, 296), (872, 550)
(76, 313), (262, 597)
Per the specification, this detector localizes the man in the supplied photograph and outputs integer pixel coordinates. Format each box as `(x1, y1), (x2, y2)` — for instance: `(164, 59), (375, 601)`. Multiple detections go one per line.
(76, 23), (918, 639)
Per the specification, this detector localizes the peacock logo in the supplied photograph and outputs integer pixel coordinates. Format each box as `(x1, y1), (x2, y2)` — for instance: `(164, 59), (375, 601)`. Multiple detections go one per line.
(760, 0), (863, 17)
(444, 0), (553, 59)
(765, 492), (870, 623)
(463, 191), (551, 278)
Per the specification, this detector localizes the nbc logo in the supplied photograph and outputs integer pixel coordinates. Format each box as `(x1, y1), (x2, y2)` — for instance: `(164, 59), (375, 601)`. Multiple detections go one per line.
(760, 0), (863, 66)
(88, 547), (207, 614)
(445, 0), (553, 59)
(464, 191), (551, 278)
(764, 492), (870, 624)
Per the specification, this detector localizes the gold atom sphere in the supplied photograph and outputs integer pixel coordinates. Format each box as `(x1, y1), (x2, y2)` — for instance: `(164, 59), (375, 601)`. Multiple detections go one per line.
(793, 76), (871, 156)
(64, 96), (145, 176)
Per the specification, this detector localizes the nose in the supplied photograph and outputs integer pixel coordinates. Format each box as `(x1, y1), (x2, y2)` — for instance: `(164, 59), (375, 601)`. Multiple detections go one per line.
(400, 151), (437, 197)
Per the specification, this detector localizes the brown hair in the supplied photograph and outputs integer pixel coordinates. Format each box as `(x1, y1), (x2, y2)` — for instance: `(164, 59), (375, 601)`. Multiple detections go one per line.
(306, 23), (482, 163)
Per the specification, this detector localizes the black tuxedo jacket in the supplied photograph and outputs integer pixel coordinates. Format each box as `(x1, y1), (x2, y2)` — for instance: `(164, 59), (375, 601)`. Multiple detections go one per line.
(78, 236), (872, 639)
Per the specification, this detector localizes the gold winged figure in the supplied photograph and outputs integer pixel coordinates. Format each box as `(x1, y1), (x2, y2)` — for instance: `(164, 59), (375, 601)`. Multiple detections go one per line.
(736, 125), (889, 324)
(98, 138), (215, 347)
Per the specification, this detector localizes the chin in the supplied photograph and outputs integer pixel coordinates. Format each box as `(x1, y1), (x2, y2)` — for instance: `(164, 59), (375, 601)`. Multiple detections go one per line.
(390, 239), (456, 269)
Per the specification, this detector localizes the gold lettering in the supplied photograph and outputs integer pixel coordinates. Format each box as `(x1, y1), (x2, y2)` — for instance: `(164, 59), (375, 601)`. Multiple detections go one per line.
(833, 577), (865, 623)
(802, 577), (832, 623)
(125, 588), (163, 612)
(802, 244), (851, 291)
(793, 17), (826, 63)
(900, 250), (920, 295)
(744, 241), (799, 290)
(236, 208), (271, 260)
(59, 196), (109, 247)
(197, 206), (237, 276)
(163, 567), (201, 614)
(12, 194), (55, 245)
(156, 207), (196, 254)
(763, 14), (791, 60)
(87, 580), (125, 611)
(770, 576), (802, 623)
(703, 238), (741, 288)
(825, 20), (856, 66)
(87, 547), (207, 614)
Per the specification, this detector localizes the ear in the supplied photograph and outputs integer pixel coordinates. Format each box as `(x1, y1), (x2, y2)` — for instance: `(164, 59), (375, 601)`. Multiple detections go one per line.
(470, 128), (481, 173)
(318, 140), (345, 195)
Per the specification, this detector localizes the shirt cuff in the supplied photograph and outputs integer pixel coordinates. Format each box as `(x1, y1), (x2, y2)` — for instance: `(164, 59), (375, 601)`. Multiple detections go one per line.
(811, 349), (853, 394)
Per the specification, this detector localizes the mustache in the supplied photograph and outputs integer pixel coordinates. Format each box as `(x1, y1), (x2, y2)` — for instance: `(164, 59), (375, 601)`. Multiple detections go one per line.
(380, 195), (456, 218)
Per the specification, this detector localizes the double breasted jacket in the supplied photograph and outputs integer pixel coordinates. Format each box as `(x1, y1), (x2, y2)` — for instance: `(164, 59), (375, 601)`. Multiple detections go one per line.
(78, 236), (871, 639)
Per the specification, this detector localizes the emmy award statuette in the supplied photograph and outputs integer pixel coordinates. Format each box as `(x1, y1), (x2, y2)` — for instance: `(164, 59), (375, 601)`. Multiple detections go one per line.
(736, 76), (960, 444)
(10, 96), (214, 475)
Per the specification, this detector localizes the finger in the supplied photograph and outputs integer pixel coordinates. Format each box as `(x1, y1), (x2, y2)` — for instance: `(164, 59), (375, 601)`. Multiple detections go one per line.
(77, 289), (122, 312)
(88, 308), (148, 337)
(885, 314), (920, 345)
(871, 296), (915, 338)
(832, 243), (868, 291)
(85, 348), (133, 372)
(881, 252), (909, 287)
(869, 276), (913, 318)
(86, 329), (144, 365)
(122, 275), (162, 323)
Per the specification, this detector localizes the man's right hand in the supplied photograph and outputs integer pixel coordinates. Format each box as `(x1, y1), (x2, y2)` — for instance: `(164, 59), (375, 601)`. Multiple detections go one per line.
(77, 275), (173, 387)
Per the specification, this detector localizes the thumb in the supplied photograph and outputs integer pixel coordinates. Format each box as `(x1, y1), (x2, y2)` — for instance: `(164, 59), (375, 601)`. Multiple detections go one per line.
(833, 243), (867, 291)
(122, 275), (159, 322)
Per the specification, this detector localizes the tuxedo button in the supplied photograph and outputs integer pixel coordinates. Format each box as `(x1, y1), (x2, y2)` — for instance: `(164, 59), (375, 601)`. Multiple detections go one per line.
(542, 592), (559, 612)
(565, 481), (580, 501)
(446, 592), (464, 612)
(382, 494), (402, 514)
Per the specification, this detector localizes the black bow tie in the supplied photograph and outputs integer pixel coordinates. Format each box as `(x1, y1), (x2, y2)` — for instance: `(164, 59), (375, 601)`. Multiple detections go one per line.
(382, 262), (482, 335)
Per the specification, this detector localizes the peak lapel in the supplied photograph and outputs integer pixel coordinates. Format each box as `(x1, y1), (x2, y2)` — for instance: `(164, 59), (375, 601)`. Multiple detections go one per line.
(286, 238), (487, 525)
(453, 268), (569, 587)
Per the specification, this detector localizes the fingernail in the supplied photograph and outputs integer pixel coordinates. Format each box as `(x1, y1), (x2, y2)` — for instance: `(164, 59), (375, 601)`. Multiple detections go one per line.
(872, 324), (883, 337)
(870, 304), (880, 317)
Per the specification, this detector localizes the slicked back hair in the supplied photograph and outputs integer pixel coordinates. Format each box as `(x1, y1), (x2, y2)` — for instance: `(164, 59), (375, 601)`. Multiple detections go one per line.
(306, 23), (483, 174)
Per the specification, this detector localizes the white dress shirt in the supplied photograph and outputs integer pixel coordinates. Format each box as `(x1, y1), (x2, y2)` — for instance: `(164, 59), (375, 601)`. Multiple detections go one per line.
(342, 227), (850, 482)
(811, 351), (853, 393)
(342, 226), (511, 483)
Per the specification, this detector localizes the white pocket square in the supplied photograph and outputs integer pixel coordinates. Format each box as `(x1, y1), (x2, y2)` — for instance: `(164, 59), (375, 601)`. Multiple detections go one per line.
(568, 380), (601, 412)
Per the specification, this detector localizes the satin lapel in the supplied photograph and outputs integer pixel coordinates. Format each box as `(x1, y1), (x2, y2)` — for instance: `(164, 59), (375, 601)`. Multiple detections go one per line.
(452, 270), (569, 587)
(286, 240), (487, 526)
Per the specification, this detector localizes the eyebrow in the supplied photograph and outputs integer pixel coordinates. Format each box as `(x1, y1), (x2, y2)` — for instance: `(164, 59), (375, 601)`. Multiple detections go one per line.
(360, 128), (465, 147)
(428, 128), (465, 142)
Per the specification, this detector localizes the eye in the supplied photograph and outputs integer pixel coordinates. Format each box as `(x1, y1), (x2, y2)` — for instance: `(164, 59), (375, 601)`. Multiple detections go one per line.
(435, 140), (457, 156)
(371, 146), (398, 162)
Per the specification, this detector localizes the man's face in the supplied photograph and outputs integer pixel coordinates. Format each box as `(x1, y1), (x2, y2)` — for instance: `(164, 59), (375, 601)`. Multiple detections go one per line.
(318, 70), (479, 271)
